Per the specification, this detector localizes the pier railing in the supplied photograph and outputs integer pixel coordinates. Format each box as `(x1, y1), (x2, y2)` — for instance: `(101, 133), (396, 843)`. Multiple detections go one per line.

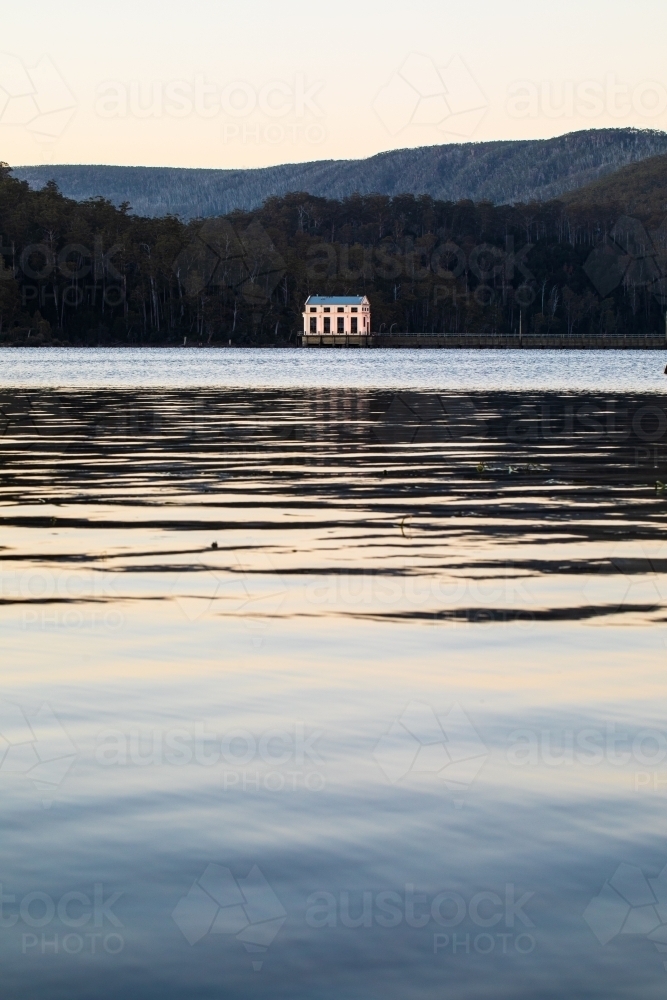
(302, 332), (667, 349)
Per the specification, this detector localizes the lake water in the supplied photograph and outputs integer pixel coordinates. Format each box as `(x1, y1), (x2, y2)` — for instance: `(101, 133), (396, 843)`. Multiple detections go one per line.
(1, 349), (667, 999)
(1, 346), (666, 391)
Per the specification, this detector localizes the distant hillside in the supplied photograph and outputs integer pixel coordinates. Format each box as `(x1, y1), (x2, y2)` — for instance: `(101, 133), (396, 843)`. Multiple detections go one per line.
(563, 151), (667, 219)
(10, 128), (667, 220)
(4, 162), (667, 346)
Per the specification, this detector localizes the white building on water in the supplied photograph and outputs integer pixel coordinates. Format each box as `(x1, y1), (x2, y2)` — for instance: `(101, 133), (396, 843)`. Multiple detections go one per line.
(302, 296), (371, 339)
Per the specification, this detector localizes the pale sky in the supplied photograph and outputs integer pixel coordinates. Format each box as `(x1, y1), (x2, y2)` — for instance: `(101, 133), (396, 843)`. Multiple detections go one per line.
(2, 0), (667, 169)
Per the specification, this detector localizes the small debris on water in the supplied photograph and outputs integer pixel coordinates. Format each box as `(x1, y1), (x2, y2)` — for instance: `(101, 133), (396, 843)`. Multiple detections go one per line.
(476, 461), (551, 475)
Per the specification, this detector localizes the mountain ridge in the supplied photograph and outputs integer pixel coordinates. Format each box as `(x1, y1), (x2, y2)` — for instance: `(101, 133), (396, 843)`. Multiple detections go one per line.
(562, 151), (667, 220)
(9, 128), (667, 220)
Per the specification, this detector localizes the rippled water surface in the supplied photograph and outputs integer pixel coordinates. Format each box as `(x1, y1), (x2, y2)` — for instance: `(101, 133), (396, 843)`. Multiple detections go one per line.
(1, 351), (667, 999)
(1, 346), (666, 391)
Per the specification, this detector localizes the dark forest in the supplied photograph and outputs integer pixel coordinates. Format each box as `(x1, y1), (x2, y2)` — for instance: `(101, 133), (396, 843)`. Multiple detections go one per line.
(1, 161), (665, 345)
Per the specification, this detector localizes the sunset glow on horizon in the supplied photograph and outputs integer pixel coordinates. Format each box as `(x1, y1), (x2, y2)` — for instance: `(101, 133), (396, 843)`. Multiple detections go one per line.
(3, 0), (667, 170)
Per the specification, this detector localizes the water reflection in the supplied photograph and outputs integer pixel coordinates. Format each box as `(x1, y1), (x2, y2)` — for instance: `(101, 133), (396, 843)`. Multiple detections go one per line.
(1, 389), (666, 625)
(0, 386), (666, 998)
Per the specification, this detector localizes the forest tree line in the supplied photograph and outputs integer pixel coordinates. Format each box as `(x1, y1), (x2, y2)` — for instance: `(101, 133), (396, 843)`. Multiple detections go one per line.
(1, 161), (666, 345)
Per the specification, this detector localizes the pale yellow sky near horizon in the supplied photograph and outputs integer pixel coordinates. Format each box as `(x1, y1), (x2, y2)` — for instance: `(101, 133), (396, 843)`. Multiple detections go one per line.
(2, 0), (667, 170)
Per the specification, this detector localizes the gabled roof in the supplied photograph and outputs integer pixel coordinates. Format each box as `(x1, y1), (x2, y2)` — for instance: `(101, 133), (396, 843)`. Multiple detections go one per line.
(305, 296), (368, 305)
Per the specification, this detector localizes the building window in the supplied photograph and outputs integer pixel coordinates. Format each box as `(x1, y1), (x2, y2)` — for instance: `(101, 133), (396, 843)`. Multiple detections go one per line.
(310, 317), (317, 333)
(337, 317), (344, 333)
(324, 307), (330, 313)
(337, 307), (344, 312)
(310, 307), (316, 312)
(351, 307), (358, 313)
(351, 317), (358, 333)
(324, 317), (330, 333)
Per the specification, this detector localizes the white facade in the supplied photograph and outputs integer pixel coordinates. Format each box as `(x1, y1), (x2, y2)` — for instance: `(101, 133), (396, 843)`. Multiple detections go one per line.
(302, 296), (371, 336)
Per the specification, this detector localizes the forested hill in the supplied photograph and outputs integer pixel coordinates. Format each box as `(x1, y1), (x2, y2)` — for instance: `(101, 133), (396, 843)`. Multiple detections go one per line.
(2, 160), (667, 347)
(563, 151), (667, 221)
(11, 128), (667, 220)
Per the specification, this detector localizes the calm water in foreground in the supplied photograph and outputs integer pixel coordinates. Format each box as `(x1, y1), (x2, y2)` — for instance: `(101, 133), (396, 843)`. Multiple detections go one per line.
(1, 349), (667, 999)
